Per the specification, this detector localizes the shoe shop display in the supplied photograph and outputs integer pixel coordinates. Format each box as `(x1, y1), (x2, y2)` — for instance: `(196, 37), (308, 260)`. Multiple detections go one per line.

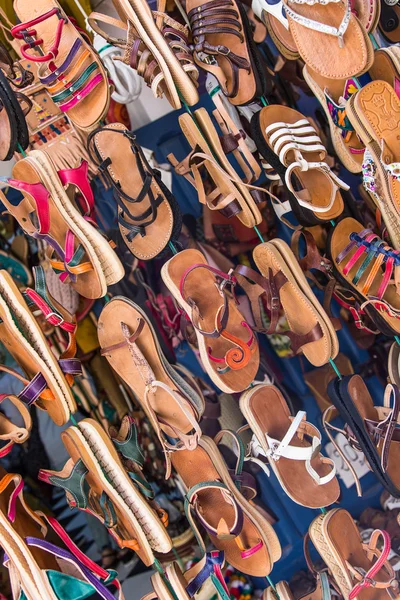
(0, 0), (400, 597)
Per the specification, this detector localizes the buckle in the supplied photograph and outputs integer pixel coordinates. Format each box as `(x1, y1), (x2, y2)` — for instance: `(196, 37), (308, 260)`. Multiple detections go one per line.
(45, 312), (64, 327)
(217, 45), (230, 56)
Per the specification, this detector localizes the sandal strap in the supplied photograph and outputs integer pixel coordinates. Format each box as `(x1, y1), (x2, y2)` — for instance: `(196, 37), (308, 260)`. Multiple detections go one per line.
(12, 8), (68, 62)
(110, 416), (146, 469)
(0, 394), (31, 458)
(284, 0), (351, 47)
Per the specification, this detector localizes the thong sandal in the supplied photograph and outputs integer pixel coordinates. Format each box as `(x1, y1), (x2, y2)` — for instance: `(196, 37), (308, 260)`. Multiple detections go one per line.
(0, 395), (32, 459)
(240, 383), (339, 508)
(0, 150), (124, 298)
(11, 0), (110, 130)
(309, 508), (398, 600)
(172, 432), (282, 576)
(0, 470), (125, 600)
(161, 248), (259, 393)
(251, 105), (347, 225)
(39, 416), (171, 566)
(88, 123), (182, 260)
(98, 297), (203, 479)
(347, 81), (400, 250)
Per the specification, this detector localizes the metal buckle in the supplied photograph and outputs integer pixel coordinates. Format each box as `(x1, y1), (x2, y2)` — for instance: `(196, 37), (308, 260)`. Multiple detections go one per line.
(45, 312), (64, 327)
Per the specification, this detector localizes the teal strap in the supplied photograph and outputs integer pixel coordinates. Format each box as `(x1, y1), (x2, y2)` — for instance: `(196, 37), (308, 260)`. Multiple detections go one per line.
(48, 459), (89, 509)
(319, 571), (332, 600)
(112, 420), (145, 468)
(128, 471), (154, 499)
(51, 62), (98, 103)
(352, 241), (381, 285)
(99, 491), (118, 529)
(23, 265), (58, 313)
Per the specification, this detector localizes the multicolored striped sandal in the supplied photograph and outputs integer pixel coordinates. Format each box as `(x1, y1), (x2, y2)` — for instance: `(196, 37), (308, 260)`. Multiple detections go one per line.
(11, 0), (110, 130)
(0, 469), (125, 600)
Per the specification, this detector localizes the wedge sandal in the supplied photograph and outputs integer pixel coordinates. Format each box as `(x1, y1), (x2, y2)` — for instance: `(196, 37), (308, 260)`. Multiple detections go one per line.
(251, 105), (347, 225)
(309, 508), (398, 600)
(172, 433), (282, 576)
(252, 0), (300, 60)
(282, 0), (373, 79)
(0, 150), (124, 298)
(88, 123), (182, 260)
(0, 469), (125, 600)
(161, 248), (259, 393)
(0, 395), (31, 459)
(325, 375), (400, 498)
(98, 297), (203, 478)
(39, 416), (171, 566)
(240, 383), (339, 508)
(346, 80), (400, 249)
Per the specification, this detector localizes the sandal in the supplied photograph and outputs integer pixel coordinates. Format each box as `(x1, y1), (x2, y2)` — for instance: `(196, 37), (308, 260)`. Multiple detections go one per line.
(172, 432), (282, 576)
(0, 41), (34, 89)
(282, 0), (373, 79)
(251, 105), (347, 225)
(39, 416), (171, 566)
(187, 0), (267, 105)
(329, 217), (400, 336)
(98, 297), (203, 479)
(378, 0), (400, 43)
(161, 248), (259, 393)
(325, 374), (400, 498)
(303, 67), (365, 174)
(0, 395), (32, 459)
(0, 150), (124, 298)
(0, 268), (78, 425)
(302, 533), (339, 600)
(0, 70), (31, 160)
(370, 46), (400, 97)
(252, 0), (300, 60)
(0, 469), (125, 600)
(88, 123), (182, 260)
(309, 508), (398, 599)
(347, 81), (400, 250)
(11, 0), (110, 130)
(240, 383), (339, 508)
(264, 582), (293, 600)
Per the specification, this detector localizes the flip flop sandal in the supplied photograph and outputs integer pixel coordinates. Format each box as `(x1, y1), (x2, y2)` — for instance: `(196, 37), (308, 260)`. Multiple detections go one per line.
(303, 66), (365, 174)
(98, 297), (203, 479)
(11, 0), (110, 131)
(172, 433), (282, 576)
(347, 81), (400, 250)
(282, 0), (373, 79)
(39, 416), (171, 566)
(329, 217), (400, 336)
(250, 106), (347, 226)
(251, 0), (300, 60)
(0, 41), (34, 89)
(0, 470), (125, 600)
(87, 123), (182, 260)
(0, 150), (124, 298)
(378, 0), (400, 43)
(0, 268), (78, 425)
(325, 374), (400, 498)
(161, 248), (259, 393)
(187, 0), (267, 105)
(369, 46), (400, 97)
(0, 394), (32, 459)
(264, 582), (294, 600)
(240, 383), (339, 508)
(309, 508), (399, 600)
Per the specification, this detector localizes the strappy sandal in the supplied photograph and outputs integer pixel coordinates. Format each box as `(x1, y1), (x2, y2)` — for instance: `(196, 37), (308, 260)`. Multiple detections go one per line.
(39, 416), (171, 566)
(11, 0), (110, 130)
(187, 0), (267, 105)
(325, 375), (400, 498)
(88, 123), (182, 260)
(0, 150), (124, 298)
(0, 41), (34, 89)
(346, 81), (400, 250)
(0, 469), (125, 600)
(0, 395), (31, 459)
(88, 0), (199, 110)
(172, 432), (282, 576)
(302, 533), (339, 600)
(303, 67), (365, 174)
(282, 0), (373, 79)
(240, 383), (339, 508)
(329, 217), (400, 336)
(309, 508), (399, 600)
(251, 105), (347, 225)
(251, 0), (300, 59)
(0, 70), (31, 160)
(161, 248), (259, 393)
(98, 297), (203, 479)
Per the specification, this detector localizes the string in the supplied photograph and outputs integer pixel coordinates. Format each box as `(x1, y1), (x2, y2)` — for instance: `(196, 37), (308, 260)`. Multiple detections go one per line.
(329, 358), (342, 380)
(104, 294), (111, 304)
(169, 241), (178, 255)
(17, 143), (27, 158)
(171, 545), (185, 571)
(266, 576), (279, 598)
(369, 32), (379, 50)
(320, 507), (327, 515)
(260, 96), (269, 107)
(330, 220), (335, 226)
(70, 414), (78, 426)
(254, 226), (264, 243)
(395, 336), (400, 347)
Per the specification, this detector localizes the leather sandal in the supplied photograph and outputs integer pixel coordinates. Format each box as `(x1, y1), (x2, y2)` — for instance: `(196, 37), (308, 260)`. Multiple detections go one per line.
(0, 395), (32, 459)
(325, 374), (400, 498)
(0, 41), (34, 89)
(0, 150), (124, 298)
(329, 217), (400, 336)
(240, 383), (340, 508)
(264, 582), (294, 600)
(283, 0), (373, 79)
(88, 123), (182, 260)
(378, 0), (400, 43)
(251, 105), (347, 225)
(0, 469), (125, 600)
(172, 432), (282, 576)
(309, 508), (399, 600)
(302, 533), (339, 600)
(161, 248), (259, 393)
(0, 70), (31, 160)
(187, 0), (267, 105)
(39, 416), (171, 566)
(252, 0), (299, 59)
(347, 81), (400, 250)
(11, 0), (110, 130)
(98, 297), (203, 479)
